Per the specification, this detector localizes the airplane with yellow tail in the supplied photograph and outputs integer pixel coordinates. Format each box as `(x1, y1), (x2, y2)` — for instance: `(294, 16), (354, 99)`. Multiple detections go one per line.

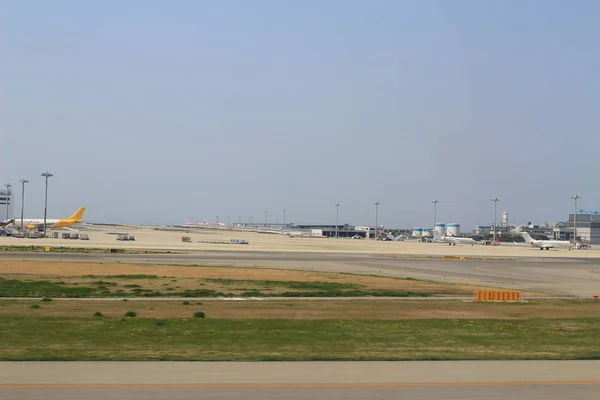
(11, 207), (87, 230)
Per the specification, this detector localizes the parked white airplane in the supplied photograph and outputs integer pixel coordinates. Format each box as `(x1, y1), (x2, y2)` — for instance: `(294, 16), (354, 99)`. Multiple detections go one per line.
(521, 232), (572, 250)
(0, 218), (14, 228)
(183, 219), (225, 227)
(433, 230), (477, 246)
(382, 232), (407, 241)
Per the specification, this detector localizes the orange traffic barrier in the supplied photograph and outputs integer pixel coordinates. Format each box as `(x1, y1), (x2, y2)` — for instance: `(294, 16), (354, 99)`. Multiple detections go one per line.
(475, 291), (520, 301)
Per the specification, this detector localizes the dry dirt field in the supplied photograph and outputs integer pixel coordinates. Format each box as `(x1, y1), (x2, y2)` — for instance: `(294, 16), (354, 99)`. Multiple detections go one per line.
(1, 299), (598, 320)
(0, 260), (525, 296)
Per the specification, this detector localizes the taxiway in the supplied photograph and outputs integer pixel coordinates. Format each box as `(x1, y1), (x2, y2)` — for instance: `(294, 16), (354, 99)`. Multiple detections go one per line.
(2, 250), (599, 296)
(2, 361), (599, 400)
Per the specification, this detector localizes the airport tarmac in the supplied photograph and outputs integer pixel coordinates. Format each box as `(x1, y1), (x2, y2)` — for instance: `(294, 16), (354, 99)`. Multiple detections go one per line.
(2, 361), (599, 399)
(2, 249), (600, 296)
(1, 223), (600, 258)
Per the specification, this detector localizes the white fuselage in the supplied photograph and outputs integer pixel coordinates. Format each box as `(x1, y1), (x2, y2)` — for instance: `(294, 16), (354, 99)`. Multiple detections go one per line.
(449, 237), (477, 245)
(444, 237), (476, 245)
(521, 232), (572, 250)
(528, 239), (572, 250)
(434, 234), (477, 246)
(12, 218), (60, 228)
(184, 220), (225, 227)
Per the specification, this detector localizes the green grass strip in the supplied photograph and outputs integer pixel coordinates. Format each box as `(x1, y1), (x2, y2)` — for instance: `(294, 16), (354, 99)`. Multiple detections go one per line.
(1, 317), (599, 361)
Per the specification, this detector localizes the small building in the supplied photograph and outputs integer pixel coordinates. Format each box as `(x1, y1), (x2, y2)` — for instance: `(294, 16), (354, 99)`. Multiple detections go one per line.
(473, 225), (492, 235)
(0, 189), (12, 220)
(311, 229), (323, 237)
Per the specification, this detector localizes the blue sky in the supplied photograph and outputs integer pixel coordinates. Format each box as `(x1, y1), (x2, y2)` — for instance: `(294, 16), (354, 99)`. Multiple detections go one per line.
(1, 0), (598, 228)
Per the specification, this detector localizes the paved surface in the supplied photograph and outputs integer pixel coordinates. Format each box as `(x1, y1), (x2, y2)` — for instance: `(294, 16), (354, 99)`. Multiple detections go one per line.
(7, 223), (600, 258)
(2, 250), (600, 296)
(4, 223), (600, 259)
(2, 361), (599, 399)
(5, 385), (597, 400)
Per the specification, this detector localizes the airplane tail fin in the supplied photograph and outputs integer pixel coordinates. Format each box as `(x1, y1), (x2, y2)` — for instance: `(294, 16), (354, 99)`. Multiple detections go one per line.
(68, 207), (86, 221)
(521, 232), (534, 244)
(432, 230), (442, 240)
(203, 219), (208, 225)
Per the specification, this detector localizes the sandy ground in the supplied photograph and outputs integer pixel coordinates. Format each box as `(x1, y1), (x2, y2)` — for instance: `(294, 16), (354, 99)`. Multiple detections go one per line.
(0, 260), (514, 296)
(1, 224), (599, 258)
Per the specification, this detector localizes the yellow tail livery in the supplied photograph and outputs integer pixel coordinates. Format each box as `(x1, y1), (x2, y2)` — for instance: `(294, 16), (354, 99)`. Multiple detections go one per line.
(19, 207), (87, 230)
(53, 207), (86, 228)
(68, 207), (86, 221)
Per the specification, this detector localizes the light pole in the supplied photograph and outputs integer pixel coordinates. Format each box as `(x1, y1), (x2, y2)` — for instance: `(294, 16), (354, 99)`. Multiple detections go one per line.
(41, 171), (53, 236)
(4, 183), (12, 222)
(431, 200), (439, 235)
(227, 216), (230, 227)
(572, 194), (581, 244)
(19, 179), (29, 230)
(249, 216), (253, 225)
(216, 216), (220, 224)
(335, 203), (340, 238)
(283, 209), (286, 228)
(491, 198), (499, 243)
(265, 210), (267, 227)
(374, 201), (380, 240)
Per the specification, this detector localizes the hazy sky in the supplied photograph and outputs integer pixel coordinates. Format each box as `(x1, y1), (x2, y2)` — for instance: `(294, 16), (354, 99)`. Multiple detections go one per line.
(1, 0), (598, 228)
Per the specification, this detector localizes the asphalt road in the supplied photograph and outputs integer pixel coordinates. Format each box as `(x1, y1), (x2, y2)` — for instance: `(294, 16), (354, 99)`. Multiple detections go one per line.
(2, 250), (600, 296)
(2, 361), (599, 400)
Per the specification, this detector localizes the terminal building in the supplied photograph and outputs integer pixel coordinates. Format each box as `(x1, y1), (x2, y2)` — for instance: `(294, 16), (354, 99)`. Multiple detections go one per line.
(292, 224), (372, 238)
(554, 211), (600, 244)
(234, 222), (375, 238)
(470, 210), (600, 245)
(472, 225), (554, 236)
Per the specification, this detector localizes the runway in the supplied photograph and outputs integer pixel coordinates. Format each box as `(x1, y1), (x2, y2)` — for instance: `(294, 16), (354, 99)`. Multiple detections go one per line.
(2, 250), (600, 296)
(2, 361), (599, 399)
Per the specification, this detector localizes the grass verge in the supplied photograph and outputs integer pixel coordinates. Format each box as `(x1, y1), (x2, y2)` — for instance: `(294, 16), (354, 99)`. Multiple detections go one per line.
(0, 316), (598, 361)
(2, 299), (599, 320)
(0, 277), (431, 298)
(0, 260), (546, 297)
